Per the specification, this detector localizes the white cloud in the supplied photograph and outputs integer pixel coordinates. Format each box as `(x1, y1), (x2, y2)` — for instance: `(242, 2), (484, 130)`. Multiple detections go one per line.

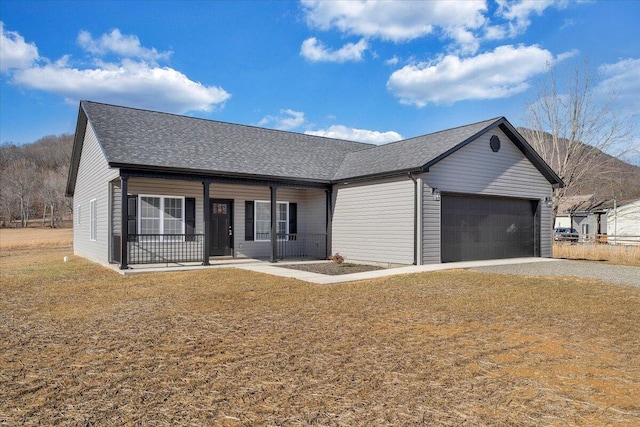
(2, 26), (230, 113)
(385, 56), (399, 66)
(302, 0), (486, 42)
(597, 58), (640, 105)
(77, 29), (172, 62)
(301, 1), (576, 54)
(301, 0), (487, 53)
(494, 0), (565, 38)
(554, 49), (579, 63)
(300, 37), (367, 63)
(306, 125), (402, 144)
(13, 59), (230, 113)
(0, 22), (39, 72)
(386, 44), (554, 107)
(258, 109), (306, 130)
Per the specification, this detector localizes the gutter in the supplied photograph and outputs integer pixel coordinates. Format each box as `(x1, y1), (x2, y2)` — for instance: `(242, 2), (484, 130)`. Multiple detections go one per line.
(336, 167), (424, 185)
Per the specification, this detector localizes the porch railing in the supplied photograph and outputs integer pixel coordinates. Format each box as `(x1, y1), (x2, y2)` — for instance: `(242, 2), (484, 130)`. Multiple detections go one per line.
(123, 232), (326, 266)
(128, 234), (204, 264)
(276, 233), (328, 260)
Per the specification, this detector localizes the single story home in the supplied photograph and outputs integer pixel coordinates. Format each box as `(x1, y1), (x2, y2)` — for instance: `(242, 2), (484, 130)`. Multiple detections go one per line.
(555, 195), (612, 239)
(66, 101), (563, 269)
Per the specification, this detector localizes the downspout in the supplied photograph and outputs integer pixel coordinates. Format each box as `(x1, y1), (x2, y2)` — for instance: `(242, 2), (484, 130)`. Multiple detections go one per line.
(408, 172), (418, 265)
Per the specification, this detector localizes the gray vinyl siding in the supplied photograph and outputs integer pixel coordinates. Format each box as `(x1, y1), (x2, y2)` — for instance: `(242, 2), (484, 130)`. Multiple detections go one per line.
(571, 213), (608, 237)
(111, 180), (121, 236)
(73, 123), (119, 265)
(126, 179), (326, 259)
(209, 184), (326, 259)
(422, 189), (441, 264)
(332, 176), (414, 265)
(421, 128), (553, 263)
(110, 180), (121, 263)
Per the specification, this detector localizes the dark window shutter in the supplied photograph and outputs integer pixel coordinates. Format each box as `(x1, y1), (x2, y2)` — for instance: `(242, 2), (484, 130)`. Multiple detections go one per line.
(245, 201), (254, 241)
(185, 197), (196, 241)
(289, 203), (297, 234)
(127, 195), (137, 241)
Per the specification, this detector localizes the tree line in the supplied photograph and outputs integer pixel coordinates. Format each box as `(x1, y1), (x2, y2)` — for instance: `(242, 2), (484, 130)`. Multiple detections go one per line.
(0, 134), (74, 227)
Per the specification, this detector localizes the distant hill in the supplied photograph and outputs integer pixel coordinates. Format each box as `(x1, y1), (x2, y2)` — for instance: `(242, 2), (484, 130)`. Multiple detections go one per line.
(517, 127), (640, 201)
(1, 128), (638, 227)
(1, 134), (74, 227)
(0, 134), (74, 170)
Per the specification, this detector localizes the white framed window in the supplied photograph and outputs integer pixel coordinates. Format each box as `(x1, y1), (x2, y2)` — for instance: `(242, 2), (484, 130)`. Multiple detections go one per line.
(76, 204), (82, 226)
(255, 200), (288, 241)
(89, 199), (97, 241)
(139, 195), (185, 241)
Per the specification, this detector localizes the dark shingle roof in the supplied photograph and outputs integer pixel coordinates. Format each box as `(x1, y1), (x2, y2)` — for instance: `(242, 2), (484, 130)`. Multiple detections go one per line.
(333, 117), (501, 181)
(66, 101), (563, 196)
(81, 101), (373, 182)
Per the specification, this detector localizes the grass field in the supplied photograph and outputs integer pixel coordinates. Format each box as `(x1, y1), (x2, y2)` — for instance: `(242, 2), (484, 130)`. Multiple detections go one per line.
(554, 241), (640, 266)
(1, 231), (640, 425)
(0, 227), (73, 250)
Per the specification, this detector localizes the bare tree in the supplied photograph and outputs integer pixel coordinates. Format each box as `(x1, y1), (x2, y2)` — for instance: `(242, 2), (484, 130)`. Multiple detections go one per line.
(1, 134), (73, 228)
(40, 167), (69, 227)
(0, 184), (16, 227)
(3, 159), (41, 227)
(521, 59), (635, 220)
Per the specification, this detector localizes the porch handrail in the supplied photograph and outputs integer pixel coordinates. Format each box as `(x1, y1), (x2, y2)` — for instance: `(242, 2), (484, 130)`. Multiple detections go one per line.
(277, 233), (327, 260)
(128, 233), (204, 264)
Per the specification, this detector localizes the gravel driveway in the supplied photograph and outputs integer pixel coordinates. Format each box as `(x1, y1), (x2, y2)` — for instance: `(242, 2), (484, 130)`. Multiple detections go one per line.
(471, 260), (640, 287)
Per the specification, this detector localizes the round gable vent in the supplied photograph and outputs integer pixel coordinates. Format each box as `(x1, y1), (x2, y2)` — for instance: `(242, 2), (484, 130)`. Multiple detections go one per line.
(490, 135), (501, 152)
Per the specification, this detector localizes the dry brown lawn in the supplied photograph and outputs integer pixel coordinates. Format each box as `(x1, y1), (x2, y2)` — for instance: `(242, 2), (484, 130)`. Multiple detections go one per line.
(554, 241), (640, 267)
(0, 227), (72, 250)
(1, 233), (640, 426)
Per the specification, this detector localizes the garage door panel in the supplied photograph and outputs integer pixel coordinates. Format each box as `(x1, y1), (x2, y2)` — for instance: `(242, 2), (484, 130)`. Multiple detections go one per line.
(441, 195), (536, 262)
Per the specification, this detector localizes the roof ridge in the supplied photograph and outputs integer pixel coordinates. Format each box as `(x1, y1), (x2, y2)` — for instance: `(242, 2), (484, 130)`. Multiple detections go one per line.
(331, 117), (505, 165)
(81, 100), (374, 148)
(392, 116), (504, 145)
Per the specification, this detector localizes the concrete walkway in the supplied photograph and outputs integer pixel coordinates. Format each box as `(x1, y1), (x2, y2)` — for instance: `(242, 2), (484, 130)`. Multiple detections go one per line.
(235, 257), (562, 284)
(113, 257), (637, 286)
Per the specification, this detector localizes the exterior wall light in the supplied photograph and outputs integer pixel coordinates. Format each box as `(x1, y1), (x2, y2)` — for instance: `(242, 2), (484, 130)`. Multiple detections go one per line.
(544, 196), (553, 207)
(432, 188), (441, 201)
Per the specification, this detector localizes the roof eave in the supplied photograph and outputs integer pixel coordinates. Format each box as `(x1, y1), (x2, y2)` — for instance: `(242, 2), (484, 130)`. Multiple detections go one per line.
(497, 120), (565, 188)
(332, 167), (424, 184)
(110, 162), (333, 187)
(65, 102), (89, 197)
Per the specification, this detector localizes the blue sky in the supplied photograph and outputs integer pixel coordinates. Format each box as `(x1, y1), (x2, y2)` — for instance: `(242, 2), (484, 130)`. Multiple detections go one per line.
(1, 0), (638, 161)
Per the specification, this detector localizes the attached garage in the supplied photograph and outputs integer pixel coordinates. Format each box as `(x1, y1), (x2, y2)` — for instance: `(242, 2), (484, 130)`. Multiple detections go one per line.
(419, 121), (560, 265)
(332, 116), (562, 266)
(440, 194), (539, 262)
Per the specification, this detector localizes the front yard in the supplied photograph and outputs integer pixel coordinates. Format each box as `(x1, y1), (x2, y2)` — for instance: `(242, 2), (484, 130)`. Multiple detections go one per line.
(1, 232), (639, 425)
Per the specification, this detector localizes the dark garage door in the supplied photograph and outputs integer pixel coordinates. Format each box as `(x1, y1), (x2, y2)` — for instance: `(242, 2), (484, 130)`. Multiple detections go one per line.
(441, 195), (538, 262)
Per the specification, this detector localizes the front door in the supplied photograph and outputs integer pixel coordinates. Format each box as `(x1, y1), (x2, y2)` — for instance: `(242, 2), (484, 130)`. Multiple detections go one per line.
(210, 199), (233, 256)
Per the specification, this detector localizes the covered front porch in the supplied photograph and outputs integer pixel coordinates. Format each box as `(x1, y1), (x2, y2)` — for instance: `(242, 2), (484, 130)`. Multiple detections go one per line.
(109, 170), (332, 269)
